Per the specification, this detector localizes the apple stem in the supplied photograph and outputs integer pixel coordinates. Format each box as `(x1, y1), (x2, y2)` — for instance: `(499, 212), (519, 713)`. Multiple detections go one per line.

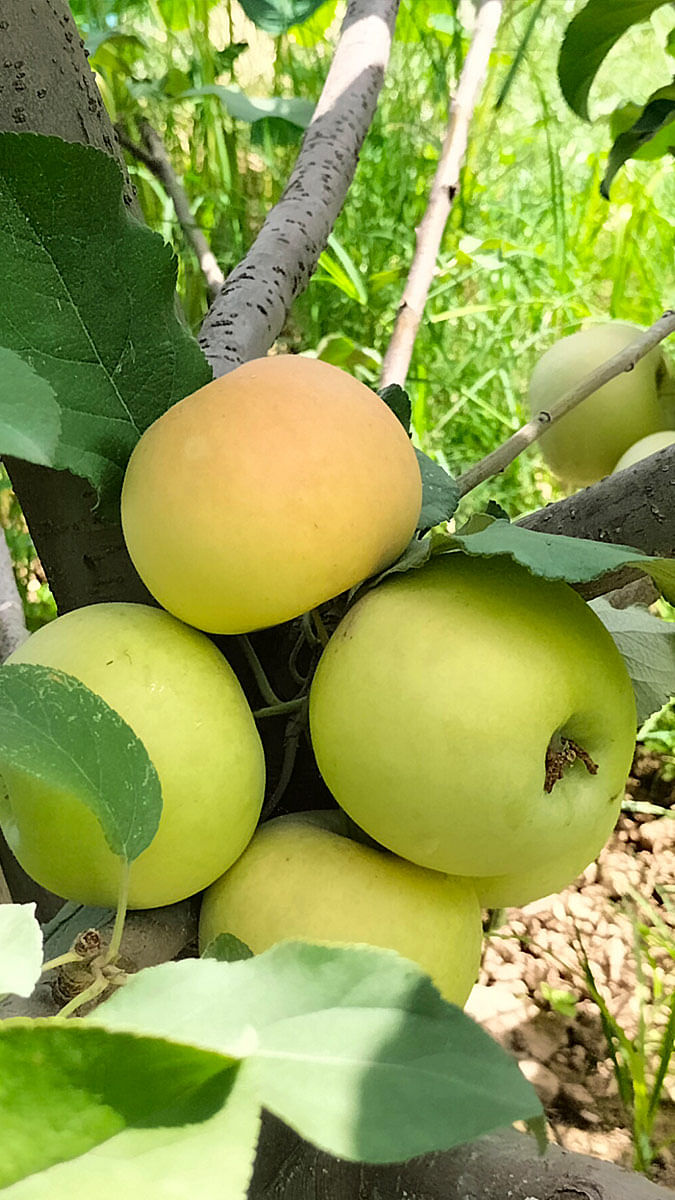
(55, 973), (110, 1019)
(545, 737), (598, 794)
(254, 696), (306, 719)
(310, 609), (330, 647)
(238, 634), (283, 706)
(102, 861), (130, 966)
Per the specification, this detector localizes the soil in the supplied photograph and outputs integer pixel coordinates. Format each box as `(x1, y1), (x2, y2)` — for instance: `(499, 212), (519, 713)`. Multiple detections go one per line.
(466, 746), (675, 1188)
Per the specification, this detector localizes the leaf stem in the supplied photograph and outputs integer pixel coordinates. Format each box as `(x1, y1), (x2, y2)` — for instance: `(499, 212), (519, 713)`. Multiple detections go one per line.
(41, 951), (84, 973)
(102, 862), (130, 967)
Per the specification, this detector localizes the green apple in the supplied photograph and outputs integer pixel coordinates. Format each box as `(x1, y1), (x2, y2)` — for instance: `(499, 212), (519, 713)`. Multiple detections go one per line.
(1, 604), (265, 908)
(613, 430), (675, 473)
(309, 553), (636, 905)
(199, 811), (482, 1006)
(529, 322), (675, 487)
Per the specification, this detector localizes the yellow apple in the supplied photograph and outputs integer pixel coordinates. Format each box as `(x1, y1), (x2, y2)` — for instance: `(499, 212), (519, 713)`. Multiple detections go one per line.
(613, 430), (675, 473)
(199, 811), (482, 1006)
(1, 604), (265, 908)
(529, 322), (675, 487)
(121, 356), (422, 634)
(309, 553), (636, 905)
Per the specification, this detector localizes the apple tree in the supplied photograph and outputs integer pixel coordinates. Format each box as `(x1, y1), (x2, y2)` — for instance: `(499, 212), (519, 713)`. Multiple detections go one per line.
(0, 0), (674, 1197)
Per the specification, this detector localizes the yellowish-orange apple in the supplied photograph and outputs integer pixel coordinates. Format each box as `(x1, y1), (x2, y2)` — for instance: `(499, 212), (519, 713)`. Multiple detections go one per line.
(121, 356), (422, 633)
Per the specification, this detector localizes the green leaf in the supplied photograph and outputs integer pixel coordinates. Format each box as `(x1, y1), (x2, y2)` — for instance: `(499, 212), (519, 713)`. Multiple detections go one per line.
(0, 904), (42, 999)
(0, 665), (162, 863)
(416, 450), (459, 531)
(558, 0), (674, 120)
(182, 84), (314, 129)
(602, 85), (675, 197)
(238, 0), (328, 35)
(0, 1020), (238, 1188)
(1, 1073), (259, 1199)
(0, 133), (211, 506)
(315, 335), (380, 378)
(315, 234), (368, 306)
(85, 30), (146, 59)
(0, 351), (61, 466)
(590, 599), (675, 723)
(378, 384), (412, 432)
(450, 519), (675, 598)
(496, 0), (547, 110)
(89, 942), (542, 1163)
(201, 933), (253, 963)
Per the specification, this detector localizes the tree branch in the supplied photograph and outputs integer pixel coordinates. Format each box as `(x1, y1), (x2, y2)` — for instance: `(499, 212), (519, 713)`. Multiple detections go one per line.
(248, 1114), (673, 1200)
(457, 310), (675, 497)
(198, 0), (400, 376)
(118, 121), (225, 301)
(380, 0), (503, 388)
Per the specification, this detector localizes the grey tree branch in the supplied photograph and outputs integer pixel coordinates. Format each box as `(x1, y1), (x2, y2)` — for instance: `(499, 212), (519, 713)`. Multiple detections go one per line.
(457, 310), (675, 497)
(198, 0), (400, 376)
(118, 121), (225, 301)
(380, 0), (503, 388)
(248, 1114), (673, 1200)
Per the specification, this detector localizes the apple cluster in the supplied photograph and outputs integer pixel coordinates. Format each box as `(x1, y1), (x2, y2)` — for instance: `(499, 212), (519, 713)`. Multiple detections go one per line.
(0, 353), (639, 1007)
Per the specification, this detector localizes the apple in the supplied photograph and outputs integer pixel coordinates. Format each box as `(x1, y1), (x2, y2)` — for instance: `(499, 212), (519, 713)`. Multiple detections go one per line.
(199, 811), (482, 1006)
(613, 430), (675, 473)
(121, 356), (422, 634)
(0, 604), (265, 908)
(528, 322), (675, 487)
(309, 552), (637, 905)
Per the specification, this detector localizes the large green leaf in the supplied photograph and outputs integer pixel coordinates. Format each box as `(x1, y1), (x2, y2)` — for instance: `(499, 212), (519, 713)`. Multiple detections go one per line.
(0, 1020), (238, 1189)
(1, 1071), (259, 1200)
(0, 351), (61, 466)
(0, 905), (42, 1000)
(591, 599), (675, 722)
(558, 0), (673, 120)
(89, 941), (541, 1163)
(238, 0), (328, 35)
(602, 84), (675, 197)
(450, 519), (675, 598)
(0, 665), (162, 863)
(0, 133), (211, 506)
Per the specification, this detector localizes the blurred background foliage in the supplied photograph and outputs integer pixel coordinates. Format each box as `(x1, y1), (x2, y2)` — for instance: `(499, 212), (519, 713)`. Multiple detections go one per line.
(4, 0), (675, 626)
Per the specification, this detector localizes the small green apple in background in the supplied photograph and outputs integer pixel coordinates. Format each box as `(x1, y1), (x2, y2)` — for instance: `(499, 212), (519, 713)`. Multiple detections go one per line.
(121, 355), (422, 634)
(199, 811), (482, 1006)
(0, 604), (265, 908)
(309, 553), (637, 909)
(613, 430), (675, 473)
(528, 322), (675, 487)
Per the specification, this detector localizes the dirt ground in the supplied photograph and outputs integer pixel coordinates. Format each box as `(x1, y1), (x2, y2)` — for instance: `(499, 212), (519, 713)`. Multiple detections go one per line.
(466, 747), (675, 1188)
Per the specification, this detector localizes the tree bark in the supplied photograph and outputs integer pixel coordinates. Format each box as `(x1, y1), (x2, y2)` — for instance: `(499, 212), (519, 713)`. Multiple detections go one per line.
(0, 0), (145, 615)
(249, 1115), (674, 1200)
(198, 0), (401, 376)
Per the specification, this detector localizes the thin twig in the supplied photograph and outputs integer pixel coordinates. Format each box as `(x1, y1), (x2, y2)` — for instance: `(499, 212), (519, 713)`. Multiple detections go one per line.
(117, 121), (224, 300)
(458, 310), (675, 498)
(380, 0), (503, 388)
(198, 0), (400, 376)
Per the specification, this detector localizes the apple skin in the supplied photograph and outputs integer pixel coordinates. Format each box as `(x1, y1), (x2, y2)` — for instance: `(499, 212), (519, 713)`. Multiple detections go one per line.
(613, 430), (675, 473)
(121, 356), (422, 634)
(529, 322), (675, 487)
(309, 553), (636, 900)
(1, 604), (265, 908)
(199, 811), (482, 1006)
